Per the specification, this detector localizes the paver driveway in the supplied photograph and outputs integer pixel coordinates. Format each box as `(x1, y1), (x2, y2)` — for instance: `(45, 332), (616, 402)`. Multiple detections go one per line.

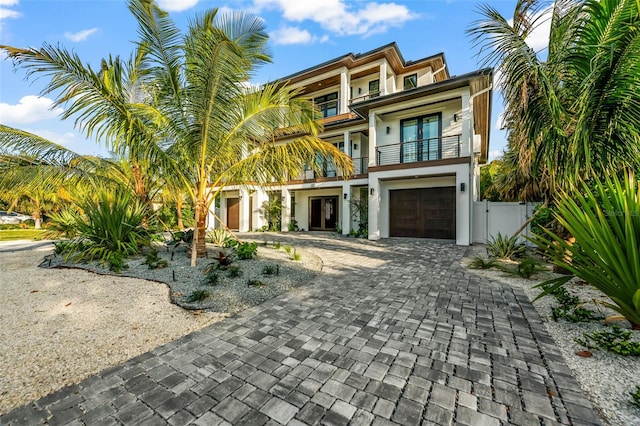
(1, 234), (601, 425)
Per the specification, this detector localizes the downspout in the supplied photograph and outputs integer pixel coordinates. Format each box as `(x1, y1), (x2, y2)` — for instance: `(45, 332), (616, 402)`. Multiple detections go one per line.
(432, 64), (447, 82)
(467, 83), (493, 245)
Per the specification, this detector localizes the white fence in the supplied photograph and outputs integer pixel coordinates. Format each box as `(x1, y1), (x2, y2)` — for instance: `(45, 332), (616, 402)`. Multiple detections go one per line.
(472, 201), (539, 244)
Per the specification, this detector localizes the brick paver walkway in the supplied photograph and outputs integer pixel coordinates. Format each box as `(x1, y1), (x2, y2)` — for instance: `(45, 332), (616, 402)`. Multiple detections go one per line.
(1, 234), (601, 425)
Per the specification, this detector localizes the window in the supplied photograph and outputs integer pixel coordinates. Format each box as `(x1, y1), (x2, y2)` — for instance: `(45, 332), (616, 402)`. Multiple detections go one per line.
(400, 113), (441, 163)
(313, 92), (338, 117)
(369, 79), (380, 98)
(403, 74), (417, 90)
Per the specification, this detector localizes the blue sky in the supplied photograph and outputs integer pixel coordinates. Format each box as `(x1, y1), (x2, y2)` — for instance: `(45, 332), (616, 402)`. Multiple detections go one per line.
(0, 0), (539, 160)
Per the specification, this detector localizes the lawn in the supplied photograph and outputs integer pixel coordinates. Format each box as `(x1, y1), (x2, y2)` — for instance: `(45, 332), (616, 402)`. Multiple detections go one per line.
(0, 229), (47, 241)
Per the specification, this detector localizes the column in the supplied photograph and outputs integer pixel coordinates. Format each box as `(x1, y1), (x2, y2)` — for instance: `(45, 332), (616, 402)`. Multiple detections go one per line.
(368, 177), (380, 240)
(379, 61), (388, 95)
(461, 88), (471, 157)
(239, 188), (250, 232)
(341, 183), (351, 235)
(281, 187), (291, 232)
(340, 67), (349, 114)
(368, 111), (377, 167)
(254, 188), (269, 230)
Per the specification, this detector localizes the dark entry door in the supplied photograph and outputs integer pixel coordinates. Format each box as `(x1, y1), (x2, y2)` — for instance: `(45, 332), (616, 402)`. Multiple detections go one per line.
(227, 198), (240, 231)
(389, 187), (455, 239)
(309, 196), (338, 231)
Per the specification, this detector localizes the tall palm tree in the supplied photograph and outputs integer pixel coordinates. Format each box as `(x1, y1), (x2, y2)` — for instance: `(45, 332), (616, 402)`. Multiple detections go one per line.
(469, 0), (640, 198)
(1, 0), (351, 265)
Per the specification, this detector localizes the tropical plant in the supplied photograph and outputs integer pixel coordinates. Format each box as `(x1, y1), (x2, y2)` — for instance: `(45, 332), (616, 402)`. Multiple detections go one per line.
(531, 171), (640, 328)
(486, 232), (527, 259)
(187, 289), (210, 302)
(262, 264), (278, 275)
(143, 247), (168, 269)
(469, 0), (640, 199)
(259, 194), (282, 231)
(61, 189), (150, 264)
(227, 265), (242, 278)
(631, 386), (640, 408)
(576, 325), (640, 356)
(468, 256), (498, 270)
(207, 228), (230, 246)
(236, 242), (258, 260)
(204, 270), (220, 286)
(43, 209), (80, 239)
(1, 0), (352, 268)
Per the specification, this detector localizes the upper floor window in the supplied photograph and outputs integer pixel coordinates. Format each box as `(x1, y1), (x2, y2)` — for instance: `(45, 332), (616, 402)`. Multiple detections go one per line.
(369, 79), (380, 98)
(314, 92), (339, 118)
(403, 74), (417, 90)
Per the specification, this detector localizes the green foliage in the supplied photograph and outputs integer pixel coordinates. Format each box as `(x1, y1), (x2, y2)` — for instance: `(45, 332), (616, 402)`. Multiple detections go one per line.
(247, 279), (267, 287)
(206, 251), (233, 271)
(531, 172), (640, 327)
(283, 245), (292, 254)
(538, 281), (602, 323)
(143, 248), (168, 270)
(530, 205), (554, 237)
(273, 242), (281, 250)
(631, 386), (640, 408)
(288, 219), (299, 231)
(291, 249), (301, 261)
(259, 195), (282, 231)
(223, 237), (239, 248)
(236, 242), (258, 260)
(42, 209), (79, 239)
(487, 232), (527, 259)
(262, 264), (278, 275)
(106, 252), (129, 273)
(64, 189), (150, 265)
(167, 229), (193, 249)
(506, 257), (544, 279)
(187, 289), (210, 302)
(204, 270), (219, 285)
(207, 228), (230, 246)
(349, 197), (368, 234)
(468, 256), (498, 270)
(576, 325), (640, 356)
(479, 160), (505, 201)
(227, 265), (242, 278)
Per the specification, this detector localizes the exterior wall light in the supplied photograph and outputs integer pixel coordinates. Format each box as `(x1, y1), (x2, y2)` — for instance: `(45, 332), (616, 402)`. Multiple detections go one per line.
(460, 183), (466, 192)
(370, 188), (375, 195)
(344, 193), (348, 200)
(453, 113), (458, 122)
(386, 126), (391, 134)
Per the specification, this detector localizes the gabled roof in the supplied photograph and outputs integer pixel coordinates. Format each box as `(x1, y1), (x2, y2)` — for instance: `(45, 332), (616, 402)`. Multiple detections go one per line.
(276, 42), (449, 87)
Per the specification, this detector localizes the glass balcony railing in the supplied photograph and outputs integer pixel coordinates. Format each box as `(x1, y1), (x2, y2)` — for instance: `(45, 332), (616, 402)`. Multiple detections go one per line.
(376, 135), (462, 166)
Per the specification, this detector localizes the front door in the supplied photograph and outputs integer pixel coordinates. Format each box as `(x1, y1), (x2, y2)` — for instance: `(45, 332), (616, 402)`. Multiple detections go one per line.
(226, 198), (240, 231)
(309, 196), (338, 231)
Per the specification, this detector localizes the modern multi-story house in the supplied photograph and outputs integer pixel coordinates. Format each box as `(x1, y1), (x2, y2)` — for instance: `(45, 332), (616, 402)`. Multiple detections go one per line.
(212, 42), (492, 246)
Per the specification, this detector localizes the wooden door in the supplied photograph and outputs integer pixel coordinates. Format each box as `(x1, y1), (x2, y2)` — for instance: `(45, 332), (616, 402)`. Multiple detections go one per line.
(227, 198), (240, 231)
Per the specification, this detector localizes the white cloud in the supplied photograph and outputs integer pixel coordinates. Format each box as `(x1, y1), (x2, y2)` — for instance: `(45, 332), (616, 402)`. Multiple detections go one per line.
(507, 6), (552, 54)
(157, 0), (199, 12)
(24, 128), (76, 146)
(495, 112), (506, 130)
(254, 0), (415, 37)
(64, 28), (98, 42)
(0, 7), (19, 20)
(270, 26), (329, 45)
(0, 96), (64, 124)
(0, 0), (19, 5)
(488, 150), (504, 161)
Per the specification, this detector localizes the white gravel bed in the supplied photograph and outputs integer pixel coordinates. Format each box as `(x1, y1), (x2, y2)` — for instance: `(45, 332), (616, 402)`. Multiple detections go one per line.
(462, 246), (640, 426)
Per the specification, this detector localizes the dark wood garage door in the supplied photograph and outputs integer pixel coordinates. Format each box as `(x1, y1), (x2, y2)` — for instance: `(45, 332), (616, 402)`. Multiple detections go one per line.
(389, 187), (456, 239)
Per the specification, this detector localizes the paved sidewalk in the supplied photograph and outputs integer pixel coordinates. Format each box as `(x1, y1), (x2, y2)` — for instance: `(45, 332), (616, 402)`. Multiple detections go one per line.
(1, 234), (601, 425)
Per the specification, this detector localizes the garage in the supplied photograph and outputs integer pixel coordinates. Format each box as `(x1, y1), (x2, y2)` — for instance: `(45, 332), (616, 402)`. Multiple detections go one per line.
(389, 187), (456, 239)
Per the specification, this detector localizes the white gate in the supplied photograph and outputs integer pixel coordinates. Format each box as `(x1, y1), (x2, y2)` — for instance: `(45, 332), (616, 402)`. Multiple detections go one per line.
(473, 201), (539, 244)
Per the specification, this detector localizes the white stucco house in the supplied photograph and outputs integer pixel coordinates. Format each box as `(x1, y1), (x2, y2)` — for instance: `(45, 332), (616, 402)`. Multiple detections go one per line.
(211, 43), (493, 246)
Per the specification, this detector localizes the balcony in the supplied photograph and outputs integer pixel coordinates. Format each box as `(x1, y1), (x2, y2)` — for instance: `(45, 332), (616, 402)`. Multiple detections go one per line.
(349, 91), (382, 105)
(376, 135), (462, 166)
(353, 157), (368, 175)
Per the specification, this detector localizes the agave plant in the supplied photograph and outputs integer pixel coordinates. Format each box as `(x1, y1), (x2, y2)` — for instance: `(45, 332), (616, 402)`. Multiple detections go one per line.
(486, 232), (527, 259)
(530, 171), (640, 328)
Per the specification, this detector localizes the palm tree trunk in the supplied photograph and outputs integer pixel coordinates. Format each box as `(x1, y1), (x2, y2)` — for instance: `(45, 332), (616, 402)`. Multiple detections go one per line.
(176, 197), (184, 230)
(33, 210), (42, 229)
(190, 197), (208, 267)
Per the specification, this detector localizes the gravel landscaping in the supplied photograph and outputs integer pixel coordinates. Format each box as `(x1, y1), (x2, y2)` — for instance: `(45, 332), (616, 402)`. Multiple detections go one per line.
(0, 239), (321, 415)
(462, 246), (640, 426)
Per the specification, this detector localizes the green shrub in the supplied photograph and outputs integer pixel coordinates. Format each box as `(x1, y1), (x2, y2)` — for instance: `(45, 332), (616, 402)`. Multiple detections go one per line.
(107, 252), (129, 273)
(204, 270), (219, 285)
(262, 264), (278, 275)
(283, 245), (292, 254)
(64, 189), (150, 265)
(236, 242), (258, 260)
(487, 232), (527, 259)
(273, 242), (281, 250)
(538, 282), (601, 323)
(42, 209), (80, 239)
(468, 256), (497, 270)
(530, 171), (640, 328)
(631, 386), (640, 408)
(499, 257), (544, 279)
(223, 236), (239, 248)
(207, 228), (230, 246)
(291, 249), (301, 261)
(227, 265), (242, 278)
(143, 248), (168, 269)
(247, 279), (266, 287)
(575, 325), (640, 356)
(187, 289), (210, 302)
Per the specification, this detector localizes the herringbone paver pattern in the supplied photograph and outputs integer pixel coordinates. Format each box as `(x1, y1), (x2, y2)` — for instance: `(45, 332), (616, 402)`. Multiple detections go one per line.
(1, 234), (601, 425)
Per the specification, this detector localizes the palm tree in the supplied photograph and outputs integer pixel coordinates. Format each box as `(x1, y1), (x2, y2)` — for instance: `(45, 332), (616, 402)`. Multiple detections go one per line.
(1, 0), (351, 265)
(469, 0), (640, 196)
